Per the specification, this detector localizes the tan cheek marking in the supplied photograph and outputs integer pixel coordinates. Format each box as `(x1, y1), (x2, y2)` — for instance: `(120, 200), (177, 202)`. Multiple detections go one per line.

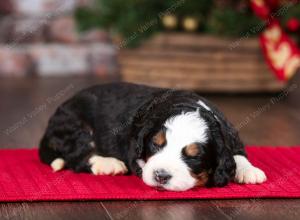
(191, 172), (209, 187)
(185, 143), (199, 157)
(153, 131), (166, 146)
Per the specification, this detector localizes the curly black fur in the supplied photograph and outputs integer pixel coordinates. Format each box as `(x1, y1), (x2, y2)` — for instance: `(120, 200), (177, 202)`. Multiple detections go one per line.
(39, 82), (246, 187)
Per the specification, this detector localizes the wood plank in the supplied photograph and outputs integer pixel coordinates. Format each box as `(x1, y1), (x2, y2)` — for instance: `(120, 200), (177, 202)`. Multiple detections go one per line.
(102, 200), (226, 220)
(0, 202), (110, 220)
(142, 33), (260, 51)
(211, 199), (300, 220)
(120, 60), (270, 72)
(122, 77), (285, 92)
(133, 45), (261, 54)
(122, 69), (276, 81)
(120, 49), (264, 61)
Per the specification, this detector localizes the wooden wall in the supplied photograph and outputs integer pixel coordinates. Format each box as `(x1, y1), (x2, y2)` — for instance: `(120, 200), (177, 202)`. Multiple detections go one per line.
(119, 33), (286, 93)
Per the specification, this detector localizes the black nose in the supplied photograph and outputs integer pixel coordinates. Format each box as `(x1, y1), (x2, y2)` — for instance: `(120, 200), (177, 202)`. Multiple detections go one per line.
(154, 169), (172, 185)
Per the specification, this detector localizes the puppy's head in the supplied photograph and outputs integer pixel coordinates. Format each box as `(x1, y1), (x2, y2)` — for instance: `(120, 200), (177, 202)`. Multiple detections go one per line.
(137, 107), (236, 191)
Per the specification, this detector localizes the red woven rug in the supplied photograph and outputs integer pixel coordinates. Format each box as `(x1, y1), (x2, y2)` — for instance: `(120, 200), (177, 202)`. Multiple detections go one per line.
(0, 147), (300, 201)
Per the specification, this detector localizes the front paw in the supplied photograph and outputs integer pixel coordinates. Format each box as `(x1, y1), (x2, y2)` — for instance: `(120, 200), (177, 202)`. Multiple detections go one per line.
(235, 166), (267, 184)
(89, 156), (128, 175)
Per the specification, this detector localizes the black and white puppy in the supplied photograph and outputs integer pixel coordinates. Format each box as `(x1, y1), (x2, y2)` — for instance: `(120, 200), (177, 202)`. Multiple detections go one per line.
(39, 82), (266, 191)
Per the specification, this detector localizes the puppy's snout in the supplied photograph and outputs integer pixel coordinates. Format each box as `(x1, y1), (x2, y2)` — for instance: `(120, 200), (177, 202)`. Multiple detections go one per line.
(153, 169), (172, 185)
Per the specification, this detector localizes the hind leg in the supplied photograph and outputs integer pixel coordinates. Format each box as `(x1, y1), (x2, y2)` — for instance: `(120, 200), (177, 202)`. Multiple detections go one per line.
(51, 158), (65, 172)
(40, 108), (127, 175)
(39, 106), (96, 173)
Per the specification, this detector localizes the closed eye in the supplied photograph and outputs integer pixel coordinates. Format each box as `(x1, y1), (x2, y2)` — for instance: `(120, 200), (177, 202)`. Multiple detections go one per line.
(151, 142), (165, 153)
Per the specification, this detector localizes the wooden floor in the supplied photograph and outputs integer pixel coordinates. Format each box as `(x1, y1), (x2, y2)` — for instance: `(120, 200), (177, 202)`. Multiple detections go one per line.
(0, 77), (300, 220)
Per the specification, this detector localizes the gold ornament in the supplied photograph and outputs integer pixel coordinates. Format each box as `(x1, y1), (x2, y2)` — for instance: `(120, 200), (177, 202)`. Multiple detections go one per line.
(251, 0), (265, 6)
(162, 14), (178, 30)
(182, 17), (199, 32)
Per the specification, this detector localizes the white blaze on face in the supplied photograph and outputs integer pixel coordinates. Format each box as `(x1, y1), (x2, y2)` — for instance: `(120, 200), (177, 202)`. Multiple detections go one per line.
(141, 110), (208, 191)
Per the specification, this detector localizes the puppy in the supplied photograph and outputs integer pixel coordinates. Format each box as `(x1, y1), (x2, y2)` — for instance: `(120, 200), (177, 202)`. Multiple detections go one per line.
(39, 82), (266, 191)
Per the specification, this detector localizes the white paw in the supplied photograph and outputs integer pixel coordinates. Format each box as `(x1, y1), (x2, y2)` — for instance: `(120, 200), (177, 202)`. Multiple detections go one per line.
(51, 158), (65, 172)
(89, 156), (128, 175)
(235, 166), (267, 184)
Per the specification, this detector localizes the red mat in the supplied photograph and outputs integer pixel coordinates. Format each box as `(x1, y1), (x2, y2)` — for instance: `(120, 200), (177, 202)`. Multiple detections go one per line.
(0, 147), (300, 201)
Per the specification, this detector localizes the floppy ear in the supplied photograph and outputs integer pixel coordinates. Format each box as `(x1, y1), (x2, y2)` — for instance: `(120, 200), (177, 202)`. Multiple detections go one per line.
(127, 94), (166, 176)
(127, 118), (154, 177)
(209, 132), (236, 187)
(127, 138), (143, 177)
(202, 111), (236, 187)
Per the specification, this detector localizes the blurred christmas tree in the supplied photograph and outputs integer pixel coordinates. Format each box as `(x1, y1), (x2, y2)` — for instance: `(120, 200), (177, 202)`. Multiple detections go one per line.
(281, 3), (300, 44)
(75, 0), (262, 47)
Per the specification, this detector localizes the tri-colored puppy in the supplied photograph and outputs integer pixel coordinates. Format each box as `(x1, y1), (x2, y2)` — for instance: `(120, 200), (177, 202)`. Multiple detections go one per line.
(39, 83), (266, 191)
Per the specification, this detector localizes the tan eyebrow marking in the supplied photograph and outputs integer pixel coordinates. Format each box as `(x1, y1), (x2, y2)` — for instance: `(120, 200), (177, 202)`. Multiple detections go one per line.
(152, 130), (166, 146)
(184, 143), (199, 157)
